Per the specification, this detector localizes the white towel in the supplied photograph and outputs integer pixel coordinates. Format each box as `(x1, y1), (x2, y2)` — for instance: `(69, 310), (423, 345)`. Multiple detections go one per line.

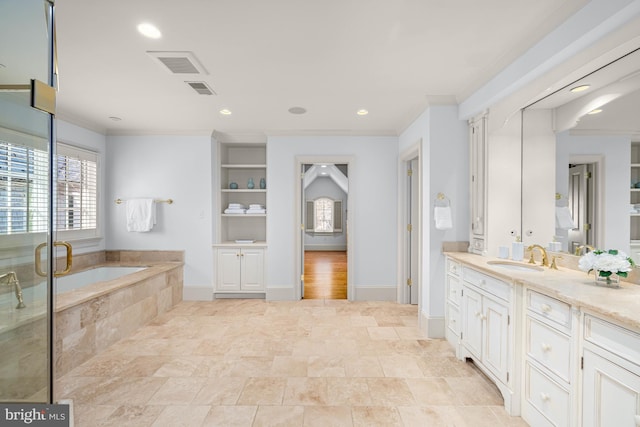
(434, 206), (453, 230)
(249, 204), (265, 210)
(555, 206), (576, 230)
(228, 203), (245, 209)
(246, 208), (266, 214)
(224, 208), (246, 214)
(126, 198), (156, 232)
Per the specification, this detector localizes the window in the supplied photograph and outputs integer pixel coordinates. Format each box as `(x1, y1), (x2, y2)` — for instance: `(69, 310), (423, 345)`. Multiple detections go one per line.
(305, 198), (343, 233)
(0, 140), (98, 237)
(0, 140), (48, 234)
(314, 197), (334, 232)
(56, 144), (98, 233)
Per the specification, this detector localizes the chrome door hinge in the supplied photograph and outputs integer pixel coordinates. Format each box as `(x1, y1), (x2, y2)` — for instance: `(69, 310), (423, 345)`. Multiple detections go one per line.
(506, 372), (509, 382)
(581, 356), (584, 369)
(507, 315), (510, 326)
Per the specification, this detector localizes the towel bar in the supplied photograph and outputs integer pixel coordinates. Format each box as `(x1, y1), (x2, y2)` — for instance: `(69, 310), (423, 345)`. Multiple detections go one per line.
(115, 198), (173, 205)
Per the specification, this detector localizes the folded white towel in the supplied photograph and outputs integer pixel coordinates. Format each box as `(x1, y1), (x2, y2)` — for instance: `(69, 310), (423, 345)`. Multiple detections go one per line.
(555, 206), (576, 230)
(224, 208), (246, 214)
(228, 203), (245, 209)
(434, 206), (453, 230)
(246, 208), (266, 214)
(249, 204), (265, 209)
(126, 198), (156, 232)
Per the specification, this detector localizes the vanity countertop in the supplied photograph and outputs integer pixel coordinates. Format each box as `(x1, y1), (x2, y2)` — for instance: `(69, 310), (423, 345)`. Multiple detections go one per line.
(444, 251), (640, 332)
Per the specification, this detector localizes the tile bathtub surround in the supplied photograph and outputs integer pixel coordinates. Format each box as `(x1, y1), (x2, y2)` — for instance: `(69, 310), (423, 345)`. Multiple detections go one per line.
(54, 263), (184, 378)
(55, 300), (528, 427)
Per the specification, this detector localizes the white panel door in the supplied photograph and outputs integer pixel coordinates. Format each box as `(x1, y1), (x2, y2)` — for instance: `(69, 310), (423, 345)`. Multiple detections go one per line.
(462, 286), (483, 359)
(582, 349), (640, 427)
(483, 297), (509, 383)
(217, 249), (241, 291)
(241, 248), (264, 291)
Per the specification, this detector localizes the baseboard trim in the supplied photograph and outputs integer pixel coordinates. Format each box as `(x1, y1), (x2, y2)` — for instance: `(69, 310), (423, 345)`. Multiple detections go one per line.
(214, 292), (265, 299)
(266, 287), (298, 301)
(352, 286), (396, 301)
(420, 311), (445, 338)
(183, 285), (213, 301)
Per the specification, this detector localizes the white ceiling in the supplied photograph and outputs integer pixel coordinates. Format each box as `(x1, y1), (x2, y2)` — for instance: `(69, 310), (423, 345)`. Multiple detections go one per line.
(53, 0), (587, 136)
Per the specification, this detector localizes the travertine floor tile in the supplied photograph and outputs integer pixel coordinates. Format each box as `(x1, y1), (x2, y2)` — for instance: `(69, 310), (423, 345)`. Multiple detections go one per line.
(54, 300), (527, 426)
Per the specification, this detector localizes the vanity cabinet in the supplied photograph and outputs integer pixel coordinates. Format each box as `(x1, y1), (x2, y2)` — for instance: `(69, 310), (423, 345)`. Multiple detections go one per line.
(215, 247), (265, 293)
(459, 266), (518, 413)
(582, 315), (640, 427)
(522, 289), (576, 427)
(445, 258), (462, 354)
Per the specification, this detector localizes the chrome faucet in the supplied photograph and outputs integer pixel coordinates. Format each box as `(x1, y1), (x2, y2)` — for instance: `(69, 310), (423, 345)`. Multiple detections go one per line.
(0, 271), (26, 309)
(575, 244), (595, 256)
(527, 244), (549, 267)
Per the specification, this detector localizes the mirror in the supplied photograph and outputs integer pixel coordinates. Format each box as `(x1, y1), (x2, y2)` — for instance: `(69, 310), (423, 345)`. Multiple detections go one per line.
(523, 47), (640, 264)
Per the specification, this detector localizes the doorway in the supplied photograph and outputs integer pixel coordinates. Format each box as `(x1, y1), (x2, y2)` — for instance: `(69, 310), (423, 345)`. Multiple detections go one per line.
(568, 163), (596, 252)
(398, 143), (421, 305)
(296, 159), (352, 300)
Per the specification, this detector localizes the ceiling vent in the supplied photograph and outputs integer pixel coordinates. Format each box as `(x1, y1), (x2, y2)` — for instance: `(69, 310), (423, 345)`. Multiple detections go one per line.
(146, 51), (208, 75)
(186, 81), (216, 96)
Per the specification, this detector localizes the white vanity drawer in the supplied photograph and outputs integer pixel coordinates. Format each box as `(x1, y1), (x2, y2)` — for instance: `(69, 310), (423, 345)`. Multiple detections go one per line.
(447, 259), (461, 276)
(526, 316), (571, 383)
(463, 267), (511, 302)
(447, 275), (462, 306)
(584, 315), (640, 367)
(527, 290), (571, 330)
(446, 302), (459, 336)
(525, 362), (570, 427)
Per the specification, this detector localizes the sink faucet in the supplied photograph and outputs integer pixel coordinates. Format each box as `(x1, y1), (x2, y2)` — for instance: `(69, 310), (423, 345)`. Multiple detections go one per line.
(0, 271), (26, 309)
(575, 244), (595, 256)
(527, 244), (549, 267)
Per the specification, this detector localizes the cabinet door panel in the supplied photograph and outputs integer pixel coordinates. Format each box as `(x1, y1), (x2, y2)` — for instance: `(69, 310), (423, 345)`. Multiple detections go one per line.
(462, 286), (483, 359)
(217, 250), (241, 291)
(582, 349), (640, 427)
(241, 249), (264, 291)
(484, 297), (509, 383)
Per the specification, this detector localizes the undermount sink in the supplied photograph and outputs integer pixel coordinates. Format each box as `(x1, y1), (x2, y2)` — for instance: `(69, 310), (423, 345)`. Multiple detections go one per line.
(487, 260), (544, 272)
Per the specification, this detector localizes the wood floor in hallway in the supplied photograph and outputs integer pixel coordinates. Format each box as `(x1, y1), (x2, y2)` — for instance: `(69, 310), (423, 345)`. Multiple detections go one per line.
(303, 251), (347, 299)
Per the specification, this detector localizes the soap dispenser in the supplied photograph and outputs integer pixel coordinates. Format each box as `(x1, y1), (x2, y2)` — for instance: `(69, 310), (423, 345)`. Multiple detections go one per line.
(512, 236), (524, 261)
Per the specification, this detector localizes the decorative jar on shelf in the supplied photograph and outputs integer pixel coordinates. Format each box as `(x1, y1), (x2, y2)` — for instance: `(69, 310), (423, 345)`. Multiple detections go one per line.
(247, 178), (255, 189)
(229, 182), (238, 189)
(259, 178), (266, 189)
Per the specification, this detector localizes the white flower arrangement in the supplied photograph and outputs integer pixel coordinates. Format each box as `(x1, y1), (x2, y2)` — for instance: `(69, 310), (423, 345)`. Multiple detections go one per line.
(578, 249), (635, 281)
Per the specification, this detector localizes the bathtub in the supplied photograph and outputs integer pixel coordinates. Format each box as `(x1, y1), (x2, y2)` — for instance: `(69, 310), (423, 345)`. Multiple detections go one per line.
(55, 266), (145, 293)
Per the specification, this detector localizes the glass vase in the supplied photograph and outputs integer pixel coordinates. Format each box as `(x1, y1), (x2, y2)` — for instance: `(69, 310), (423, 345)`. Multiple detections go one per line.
(594, 270), (620, 288)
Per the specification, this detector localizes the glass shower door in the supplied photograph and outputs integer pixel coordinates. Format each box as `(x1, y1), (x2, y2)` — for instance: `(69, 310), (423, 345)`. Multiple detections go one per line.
(0, 0), (56, 403)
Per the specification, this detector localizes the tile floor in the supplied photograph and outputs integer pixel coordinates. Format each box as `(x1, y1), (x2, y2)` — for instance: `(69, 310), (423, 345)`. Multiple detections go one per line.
(55, 299), (528, 426)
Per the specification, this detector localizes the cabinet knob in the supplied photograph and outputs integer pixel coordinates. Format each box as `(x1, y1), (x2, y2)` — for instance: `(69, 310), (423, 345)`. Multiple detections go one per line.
(541, 343), (552, 352)
(541, 304), (552, 313)
(475, 311), (482, 318)
(540, 392), (550, 402)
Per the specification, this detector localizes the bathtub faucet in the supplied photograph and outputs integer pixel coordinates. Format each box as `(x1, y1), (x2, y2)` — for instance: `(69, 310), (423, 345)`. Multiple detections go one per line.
(0, 271), (26, 309)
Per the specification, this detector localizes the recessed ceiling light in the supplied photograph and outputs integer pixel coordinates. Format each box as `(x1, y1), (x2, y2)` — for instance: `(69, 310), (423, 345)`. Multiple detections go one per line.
(288, 106), (307, 115)
(587, 109), (602, 115)
(570, 84), (590, 93)
(356, 109), (369, 116)
(108, 116), (122, 121)
(137, 23), (162, 39)
(219, 109), (232, 115)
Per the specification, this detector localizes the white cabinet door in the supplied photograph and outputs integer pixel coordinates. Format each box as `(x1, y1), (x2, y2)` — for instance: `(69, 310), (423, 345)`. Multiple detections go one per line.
(241, 248), (264, 291)
(462, 286), (483, 359)
(484, 297), (509, 383)
(583, 349), (640, 427)
(217, 249), (241, 291)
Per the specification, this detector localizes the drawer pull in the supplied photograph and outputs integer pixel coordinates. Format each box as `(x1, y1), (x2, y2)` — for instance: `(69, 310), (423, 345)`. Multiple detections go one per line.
(541, 343), (552, 352)
(541, 304), (552, 313)
(540, 392), (550, 402)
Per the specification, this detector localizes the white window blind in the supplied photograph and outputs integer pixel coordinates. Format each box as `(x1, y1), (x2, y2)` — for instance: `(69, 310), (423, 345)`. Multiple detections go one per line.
(0, 139), (49, 234)
(56, 144), (97, 231)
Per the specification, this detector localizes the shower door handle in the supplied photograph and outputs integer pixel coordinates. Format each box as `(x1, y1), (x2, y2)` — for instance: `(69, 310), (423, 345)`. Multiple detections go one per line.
(35, 241), (73, 277)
